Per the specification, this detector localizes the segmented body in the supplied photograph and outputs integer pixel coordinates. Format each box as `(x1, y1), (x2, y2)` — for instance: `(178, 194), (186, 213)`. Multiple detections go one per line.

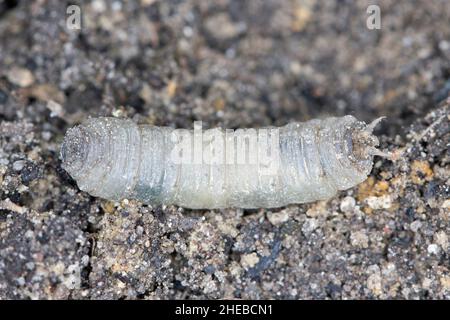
(61, 116), (381, 209)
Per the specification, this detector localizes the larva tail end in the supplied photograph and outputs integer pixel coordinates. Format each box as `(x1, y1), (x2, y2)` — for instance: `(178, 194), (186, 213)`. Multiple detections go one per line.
(367, 147), (392, 159)
(351, 117), (387, 161)
(365, 116), (386, 134)
(60, 126), (89, 174)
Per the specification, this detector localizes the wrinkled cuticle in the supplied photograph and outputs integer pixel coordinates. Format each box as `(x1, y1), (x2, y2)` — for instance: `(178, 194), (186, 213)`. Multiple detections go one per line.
(60, 125), (91, 174)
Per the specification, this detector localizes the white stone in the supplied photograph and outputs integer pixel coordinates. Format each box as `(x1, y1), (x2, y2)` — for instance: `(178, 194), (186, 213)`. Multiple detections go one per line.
(427, 244), (440, 255)
(409, 220), (422, 233)
(340, 196), (356, 213)
(366, 195), (392, 210)
(12, 160), (26, 171)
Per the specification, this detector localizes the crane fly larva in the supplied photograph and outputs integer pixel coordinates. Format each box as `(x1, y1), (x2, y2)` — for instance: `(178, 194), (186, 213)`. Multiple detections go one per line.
(60, 116), (386, 209)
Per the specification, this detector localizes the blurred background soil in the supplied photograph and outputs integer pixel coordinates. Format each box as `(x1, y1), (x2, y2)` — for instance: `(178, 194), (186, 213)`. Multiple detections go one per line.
(0, 0), (449, 299)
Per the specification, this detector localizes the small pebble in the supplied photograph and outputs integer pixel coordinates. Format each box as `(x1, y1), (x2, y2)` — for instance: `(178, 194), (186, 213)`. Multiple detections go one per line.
(240, 253), (259, 270)
(204, 13), (245, 41)
(427, 244), (440, 255)
(81, 255), (90, 266)
(12, 160), (26, 172)
(350, 230), (369, 248)
(16, 277), (26, 286)
(340, 196), (356, 213)
(267, 211), (289, 225)
(41, 131), (52, 141)
(409, 220), (422, 233)
(435, 231), (449, 250)
(25, 262), (35, 270)
(136, 225), (144, 235)
(442, 199), (450, 209)
(6, 67), (35, 87)
(302, 218), (319, 236)
(366, 195), (392, 210)
(46, 100), (64, 118)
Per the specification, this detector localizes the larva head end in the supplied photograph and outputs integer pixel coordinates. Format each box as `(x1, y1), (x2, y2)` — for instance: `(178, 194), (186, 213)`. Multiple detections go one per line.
(60, 126), (89, 174)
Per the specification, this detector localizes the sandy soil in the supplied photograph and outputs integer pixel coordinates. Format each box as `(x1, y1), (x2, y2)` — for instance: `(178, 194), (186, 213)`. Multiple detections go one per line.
(0, 0), (449, 299)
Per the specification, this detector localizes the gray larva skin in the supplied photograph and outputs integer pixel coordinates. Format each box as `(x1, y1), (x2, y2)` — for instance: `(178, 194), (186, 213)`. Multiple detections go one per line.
(60, 116), (382, 209)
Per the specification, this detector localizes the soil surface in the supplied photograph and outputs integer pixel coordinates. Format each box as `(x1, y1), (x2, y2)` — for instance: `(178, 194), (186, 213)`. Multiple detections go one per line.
(0, 0), (449, 299)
